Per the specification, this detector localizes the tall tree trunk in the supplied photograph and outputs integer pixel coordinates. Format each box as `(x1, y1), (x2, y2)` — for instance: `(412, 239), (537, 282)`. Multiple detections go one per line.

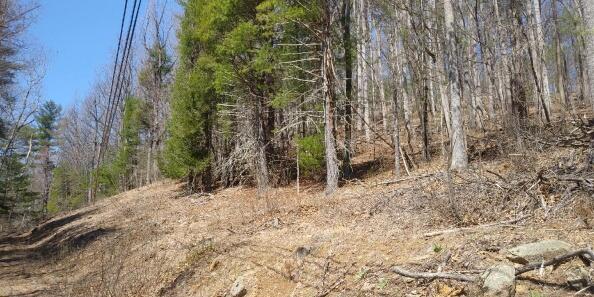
(374, 25), (388, 131)
(581, 0), (594, 107)
(342, 0), (353, 179)
(253, 99), (270, 194)
(531, 0), (553, 119)
(391, 13), (403, 176)
(355, 0), (364, 132)
(552, 0), (568, 107)
(322, 1), (339, 195)
(361, 0), (371, 142)
(444, 0), (468, 169)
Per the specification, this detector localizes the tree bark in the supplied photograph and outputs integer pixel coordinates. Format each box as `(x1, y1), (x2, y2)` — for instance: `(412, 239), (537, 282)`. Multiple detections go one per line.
(582, 0), (594, 107)
(322, 1), (339, 195)
(530, 0), (553, 119)
(391, 15), (403, 177)
(444, 0), (468, 169)
(342, 0), (353, 179)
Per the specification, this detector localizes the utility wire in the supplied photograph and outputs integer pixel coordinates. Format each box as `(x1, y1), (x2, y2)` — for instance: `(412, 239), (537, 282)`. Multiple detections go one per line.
(89, 0), (131, 201)
(104, 0), (130, 124)
(111, 0), (143, 121)
(98, 0), (143, 164)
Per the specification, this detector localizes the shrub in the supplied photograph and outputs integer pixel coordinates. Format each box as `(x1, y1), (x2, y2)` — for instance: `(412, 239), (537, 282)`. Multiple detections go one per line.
(296, 133), (325, 179)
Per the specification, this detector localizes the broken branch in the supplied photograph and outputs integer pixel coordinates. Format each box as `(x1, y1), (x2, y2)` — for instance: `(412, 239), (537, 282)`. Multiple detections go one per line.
(515, 248), (594, 276)
(423, 215), (531, 238)
(392, 266), (477, 282)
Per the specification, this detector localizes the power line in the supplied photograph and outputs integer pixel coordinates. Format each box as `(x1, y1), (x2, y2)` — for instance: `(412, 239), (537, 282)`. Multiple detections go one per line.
(105, 0), (130, 123)
(111, 0), (143, 120)
(99, 0), (143, 163)
(90, 0), (144, 201)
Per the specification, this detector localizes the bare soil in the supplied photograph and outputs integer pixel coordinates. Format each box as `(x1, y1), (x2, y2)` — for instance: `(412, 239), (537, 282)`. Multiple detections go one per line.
(1, 138), (593, 296)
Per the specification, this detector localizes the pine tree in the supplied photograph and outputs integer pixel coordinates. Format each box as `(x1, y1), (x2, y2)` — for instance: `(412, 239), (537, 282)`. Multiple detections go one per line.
(111, 97), (143, 191)
(35, 100), (62, 213)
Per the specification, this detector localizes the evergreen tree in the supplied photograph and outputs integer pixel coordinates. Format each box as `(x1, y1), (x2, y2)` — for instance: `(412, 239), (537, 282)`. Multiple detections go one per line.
(35, 100), (62, 213)
(112, 97), (143, 191)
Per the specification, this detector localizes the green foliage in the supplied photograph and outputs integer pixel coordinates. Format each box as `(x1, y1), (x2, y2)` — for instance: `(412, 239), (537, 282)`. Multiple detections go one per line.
(107, 97), (144, 191)
(296, 133), (325, 177)
(355, 267), (369, 280)
(139, 41), (174, 87)
(432, 243), (443, 253)
(377, 278), (389, 290)
(162, 0), (221, 179)
(162, 62), (215, 178)
(35, 100), (62, 146)
(47, 165), (86, 214)
(0, 154), (37, 215)
(165, 0), (324, 188)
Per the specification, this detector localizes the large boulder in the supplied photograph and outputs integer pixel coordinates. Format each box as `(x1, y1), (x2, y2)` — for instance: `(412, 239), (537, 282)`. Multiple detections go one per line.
(481, 264), (516, 297)
(506, 240), (573, 264)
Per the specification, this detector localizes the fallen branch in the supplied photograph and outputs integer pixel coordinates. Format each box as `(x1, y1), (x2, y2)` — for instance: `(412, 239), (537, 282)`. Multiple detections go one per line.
(423, 214), (531, 238)
(392, 266), (477, 282)
(377, 173), (440, 186)
(515, 248), (594, 276)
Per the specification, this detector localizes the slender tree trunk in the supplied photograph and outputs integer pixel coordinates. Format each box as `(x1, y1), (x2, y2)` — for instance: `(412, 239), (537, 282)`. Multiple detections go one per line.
(531, 0), (553, 118)
(552, 0), (568, 107)
(581, 0), (594, 108)
(391, 9), (402, 176)
(147, 136), (153, 185)
(361, 0), (371, 142)
(373, 24), (388, 131)
(444, 0), (468, 169)
(437, 40), (452, 134)
(342, 0), (353, 178)
(253, 99), (270, 194)
(322, 1), (339, 195)
(355, 0), (364, 132)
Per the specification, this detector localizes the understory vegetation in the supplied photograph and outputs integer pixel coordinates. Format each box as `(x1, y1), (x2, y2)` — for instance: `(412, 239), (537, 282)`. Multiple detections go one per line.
(1, 0), (594, 235)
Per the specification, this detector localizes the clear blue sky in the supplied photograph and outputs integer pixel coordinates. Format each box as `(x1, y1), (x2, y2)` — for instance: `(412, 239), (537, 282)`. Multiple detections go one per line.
(28, 1), (179, 108)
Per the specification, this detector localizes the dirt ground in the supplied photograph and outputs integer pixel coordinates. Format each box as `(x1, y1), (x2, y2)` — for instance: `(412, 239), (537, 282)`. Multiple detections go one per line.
(1, 141), (594, 296)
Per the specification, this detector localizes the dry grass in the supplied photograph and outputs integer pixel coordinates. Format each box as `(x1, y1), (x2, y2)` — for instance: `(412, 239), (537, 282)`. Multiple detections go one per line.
(1, 119), (594, 296)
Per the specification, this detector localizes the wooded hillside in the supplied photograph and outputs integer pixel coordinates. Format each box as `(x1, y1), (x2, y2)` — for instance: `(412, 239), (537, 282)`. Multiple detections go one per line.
(2, 0), (594, 237)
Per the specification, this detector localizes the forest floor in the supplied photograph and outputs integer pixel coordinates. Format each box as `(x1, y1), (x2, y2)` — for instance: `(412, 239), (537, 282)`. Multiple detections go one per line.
(2, 120), (594, 297)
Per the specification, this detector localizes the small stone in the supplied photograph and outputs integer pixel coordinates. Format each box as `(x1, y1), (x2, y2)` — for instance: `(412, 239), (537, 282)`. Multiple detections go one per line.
(230, 278), (247, 297)
(481, 264), (516, 297)
(506, 240), (573, 264)
(294, 246), (311, 258)
(272, 217), (281, 228)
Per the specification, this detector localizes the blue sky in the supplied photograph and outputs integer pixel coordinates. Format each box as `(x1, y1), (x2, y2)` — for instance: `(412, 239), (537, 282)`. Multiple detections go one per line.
(28, 1), (179, 108)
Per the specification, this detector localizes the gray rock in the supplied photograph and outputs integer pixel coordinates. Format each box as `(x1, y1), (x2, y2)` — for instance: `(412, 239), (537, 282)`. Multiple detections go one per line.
(506, 240), (573, 264)
(566, 267), (592, 290)
(481, 264), (516, 297)
(272, 217), (281, 228)
(230, 278), (246, 297)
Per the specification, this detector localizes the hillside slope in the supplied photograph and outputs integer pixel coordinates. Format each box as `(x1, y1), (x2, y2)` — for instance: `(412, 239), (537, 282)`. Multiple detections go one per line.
(1, 144), (594, 296)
